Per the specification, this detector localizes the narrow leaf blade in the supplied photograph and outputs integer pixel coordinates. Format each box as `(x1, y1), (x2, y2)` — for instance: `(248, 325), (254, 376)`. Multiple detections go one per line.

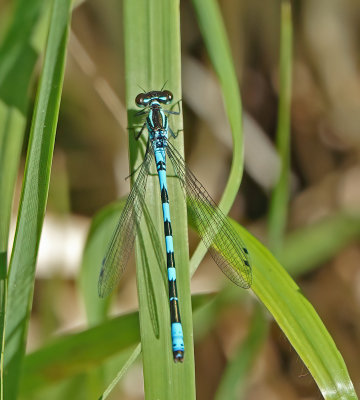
(3, 1), (72, 397)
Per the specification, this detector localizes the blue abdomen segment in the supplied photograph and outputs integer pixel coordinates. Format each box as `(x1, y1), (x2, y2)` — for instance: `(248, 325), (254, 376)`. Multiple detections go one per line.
(168, 267), (176, 281)
(154, 145), (185, 362)
(165, 235), (174, 252)
(171, 322), (185, 360)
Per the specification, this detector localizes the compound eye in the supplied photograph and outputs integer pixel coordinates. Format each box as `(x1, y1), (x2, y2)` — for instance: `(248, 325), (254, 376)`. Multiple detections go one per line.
(135, 93), (146, 107)
(162, 90), (173, 103)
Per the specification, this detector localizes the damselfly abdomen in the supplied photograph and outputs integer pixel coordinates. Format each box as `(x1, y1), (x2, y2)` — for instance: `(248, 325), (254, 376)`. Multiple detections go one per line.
(98, 90), (252, 363)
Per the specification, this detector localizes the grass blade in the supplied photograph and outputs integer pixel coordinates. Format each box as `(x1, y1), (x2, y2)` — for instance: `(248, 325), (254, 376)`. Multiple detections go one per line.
(215, 305), (268, 400)
(281, 212), (360, 277)
(268, 1), (293, 253)
(20, 348), (138, 400)
(235, 222), (358, 399)
(20, 312), (140, 394)
(187, 199), (357, 398)
(19, 295), (210, 395)
(99, 343), (141, 400)
(124, 1), (195, 398)
(190, 0), (245, 274)
(0, 1), (47, 391)
(79, 201), (125, 326)
(3, 0), (72, 397)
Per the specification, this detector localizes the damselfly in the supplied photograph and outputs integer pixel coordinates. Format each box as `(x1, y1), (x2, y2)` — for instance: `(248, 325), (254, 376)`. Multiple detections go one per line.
(98, 90), (252, 363)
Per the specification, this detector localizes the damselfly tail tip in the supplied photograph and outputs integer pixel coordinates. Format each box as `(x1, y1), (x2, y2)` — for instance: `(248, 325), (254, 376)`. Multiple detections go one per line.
(173, 350), (184, 363)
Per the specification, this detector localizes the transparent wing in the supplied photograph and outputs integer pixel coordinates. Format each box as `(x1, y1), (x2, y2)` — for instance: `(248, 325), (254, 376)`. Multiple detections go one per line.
(166, 141), (252, 288)
(98, 149), (153, 298)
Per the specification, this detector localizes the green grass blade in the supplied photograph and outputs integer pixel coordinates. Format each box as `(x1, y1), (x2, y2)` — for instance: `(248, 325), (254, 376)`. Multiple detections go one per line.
(215, 305), (268, 400)
(124, 1), (195, 398)
(20, 312), (140, 394)
(19, 295), (209, 395)
(20, 348), (138, 400)
(268, 1), (293, 253)
(99, 343), (141, 400)
(0, 0), (44, 115)
(187, 201), (357, 398)
(20, 374), (92, 400)
(3, 0), (72, 397)
(79, 200), (125, 326)
(0, 108), (25, 256)
(234, 222), (358, 399)
(0, 2), (47, 389)
(281, 212), (360, 277)
(190, 0), (245, 275)
(192, 289), (238, 343)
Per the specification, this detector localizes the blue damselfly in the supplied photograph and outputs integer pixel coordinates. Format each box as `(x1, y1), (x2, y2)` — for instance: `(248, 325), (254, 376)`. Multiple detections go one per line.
(98, 90), (252, 363)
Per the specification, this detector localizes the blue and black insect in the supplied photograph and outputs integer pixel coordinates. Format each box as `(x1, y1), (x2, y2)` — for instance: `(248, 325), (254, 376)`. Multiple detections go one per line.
(98, 90), (252, 363)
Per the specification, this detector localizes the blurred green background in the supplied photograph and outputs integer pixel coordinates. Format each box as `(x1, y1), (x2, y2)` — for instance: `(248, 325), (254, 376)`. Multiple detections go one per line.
(1, 0), (360, 399)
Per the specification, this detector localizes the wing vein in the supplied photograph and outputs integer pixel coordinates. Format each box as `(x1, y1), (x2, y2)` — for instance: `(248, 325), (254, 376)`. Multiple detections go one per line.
(98, 149), (154, 297)
(166, 141), (251, 288)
